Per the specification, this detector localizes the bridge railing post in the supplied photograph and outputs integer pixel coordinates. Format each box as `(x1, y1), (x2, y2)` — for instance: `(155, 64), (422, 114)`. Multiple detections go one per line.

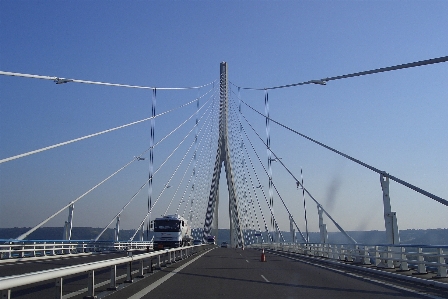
(373, 246), (381, 266)
(346, 245), (354, 262)
(54, 277), (63, 299)
(323, 244), (329, 258)
(149, 257), (154, 273)
(353, 245), (360, 263)
(436, 248), (447, 278)
(382, 246), (394, 268)
(85, 270), (95, 299)
(416, 247), (427, 274)
(4, 245), (12, 259)
(333, 245), (339, 260)
(138, 259), (145, 278)
(327, 244), (332, 259)
(1, 289), (11, 299)
(108, 265), (117, 290)
(19, 245), (24, 258)
(1, 245), (6, 259)
(339, 245), (345, 261)
(399, 247), (409, 271)
(125, 252), (133, 283)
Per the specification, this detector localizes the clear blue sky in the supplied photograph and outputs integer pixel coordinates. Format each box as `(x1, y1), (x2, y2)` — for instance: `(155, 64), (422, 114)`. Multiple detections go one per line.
(1, 1), (447, 235)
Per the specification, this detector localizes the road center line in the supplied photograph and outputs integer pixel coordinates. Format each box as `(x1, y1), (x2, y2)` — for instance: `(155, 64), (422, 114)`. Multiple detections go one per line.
(261, 275), (269, 282)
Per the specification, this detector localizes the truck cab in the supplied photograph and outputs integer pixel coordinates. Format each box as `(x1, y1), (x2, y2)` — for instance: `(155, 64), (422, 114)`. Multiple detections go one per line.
(153, 214), (191, 250)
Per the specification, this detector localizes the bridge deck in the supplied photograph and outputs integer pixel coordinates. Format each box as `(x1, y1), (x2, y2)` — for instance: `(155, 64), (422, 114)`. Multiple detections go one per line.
(2, 247), (447, 298)
(106, 248), (447, 299)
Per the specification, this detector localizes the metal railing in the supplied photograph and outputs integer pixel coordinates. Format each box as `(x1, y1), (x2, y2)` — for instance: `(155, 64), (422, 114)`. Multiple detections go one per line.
(0, 244), (209, 299)
(0, 240), (153, 260)
(252, 242), (448, 278)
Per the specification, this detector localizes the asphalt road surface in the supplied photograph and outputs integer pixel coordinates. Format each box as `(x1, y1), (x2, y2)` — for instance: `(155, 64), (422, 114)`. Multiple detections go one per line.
(2, 247), (447, 298)
(105, 248), (448, 299)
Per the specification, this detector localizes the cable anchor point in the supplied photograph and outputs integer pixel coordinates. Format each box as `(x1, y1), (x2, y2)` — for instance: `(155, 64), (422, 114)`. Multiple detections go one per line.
(310, 79), (327, 85)
(54, 77), (73, 84)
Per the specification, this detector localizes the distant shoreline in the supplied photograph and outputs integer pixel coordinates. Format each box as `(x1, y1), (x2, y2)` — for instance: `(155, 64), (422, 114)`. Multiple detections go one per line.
(1, 227), (447, 245)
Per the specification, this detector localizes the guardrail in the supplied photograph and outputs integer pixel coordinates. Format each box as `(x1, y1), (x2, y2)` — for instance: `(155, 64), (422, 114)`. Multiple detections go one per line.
(0, 240), (153, 260)
(0, 244), (209, 299)
(252, 243), (448, 278)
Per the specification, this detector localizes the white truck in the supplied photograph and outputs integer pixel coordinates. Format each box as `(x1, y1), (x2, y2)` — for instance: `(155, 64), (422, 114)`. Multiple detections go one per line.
(153, 214), (192, 250)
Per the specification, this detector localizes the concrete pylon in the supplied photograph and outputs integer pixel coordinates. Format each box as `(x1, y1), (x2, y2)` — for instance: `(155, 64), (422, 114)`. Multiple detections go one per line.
(203, 62), (244, 248)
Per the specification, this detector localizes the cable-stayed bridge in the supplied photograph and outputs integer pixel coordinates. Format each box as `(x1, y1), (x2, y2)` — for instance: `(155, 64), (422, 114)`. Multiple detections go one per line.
(0, 58), (447, 298)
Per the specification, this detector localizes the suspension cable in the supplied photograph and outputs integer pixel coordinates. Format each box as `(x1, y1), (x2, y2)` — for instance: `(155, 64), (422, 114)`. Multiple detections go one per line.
(237, 110), (304, 242)
(238, 102), (353, 243)
(163, 91), (216, 215)
(0, 95), (206, 164)
(230, 109), (283, 242)
(233, 88), (265, 242)
(0, 70), (216, 90)
(231, 56), (448, 90)
(124, 102), (214, 240)
(25, 89), (211, 242)
(241, 99), (448, 207)
(16, 158), (136, 240)
(300, 168), (309, 243)
(95, 96), (214, 241)
(179, 91), (220, 218)
(190, 101), (220, 238)
(130, 101), (215, 239)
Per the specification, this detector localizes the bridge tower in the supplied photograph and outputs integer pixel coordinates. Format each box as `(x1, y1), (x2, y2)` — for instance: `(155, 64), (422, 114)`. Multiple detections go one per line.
(203, 62), (244, 248)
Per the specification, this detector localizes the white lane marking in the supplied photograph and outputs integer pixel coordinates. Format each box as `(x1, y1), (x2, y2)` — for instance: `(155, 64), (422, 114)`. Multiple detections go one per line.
(261, 275), (270, 282)
(246, 260), (249, 263)
(127, 249), (212, 299)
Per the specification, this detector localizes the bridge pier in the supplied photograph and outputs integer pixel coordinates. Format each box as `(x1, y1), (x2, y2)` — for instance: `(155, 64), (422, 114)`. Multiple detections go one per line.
(114, 214), (120, 242)
(380, 174), (400, 244)
(63, 203), (74, 241)
(203, 62), (244, 248)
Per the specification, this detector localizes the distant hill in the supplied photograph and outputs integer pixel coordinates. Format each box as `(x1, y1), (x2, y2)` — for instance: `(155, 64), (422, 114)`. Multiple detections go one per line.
(1, 227), (446, 245)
